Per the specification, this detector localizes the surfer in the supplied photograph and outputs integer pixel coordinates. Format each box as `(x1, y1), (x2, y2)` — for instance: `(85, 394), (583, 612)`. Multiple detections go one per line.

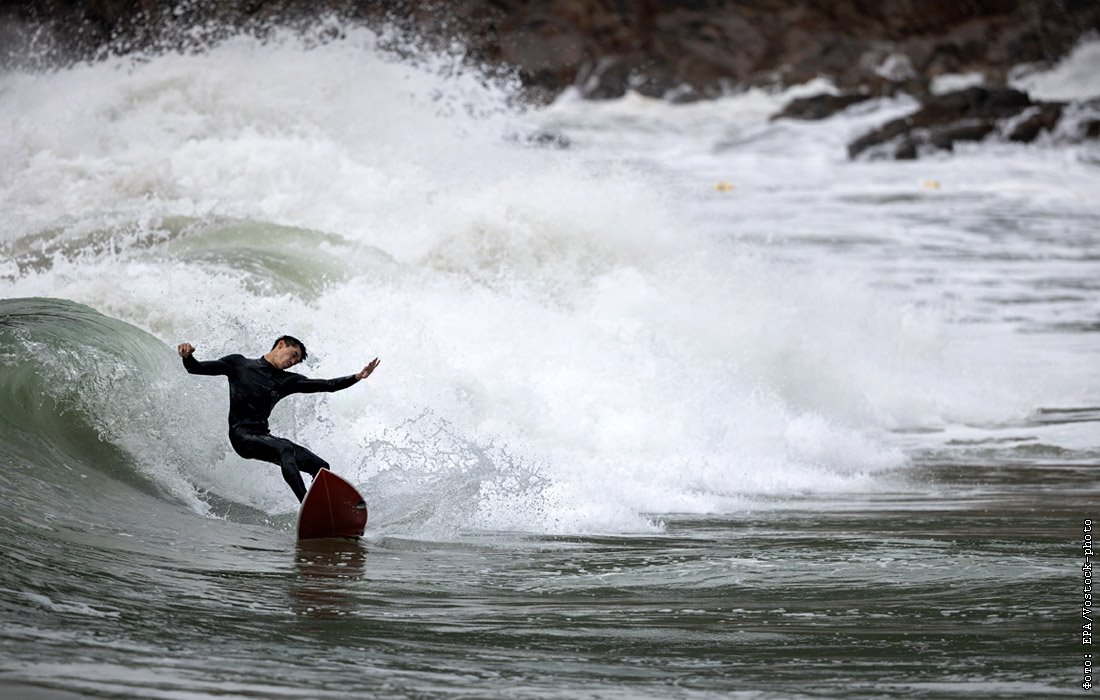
(177, 336), (379, 502)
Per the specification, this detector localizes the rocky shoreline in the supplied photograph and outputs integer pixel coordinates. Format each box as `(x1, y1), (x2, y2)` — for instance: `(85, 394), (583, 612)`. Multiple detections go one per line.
(774, 86), (1100, 159)
(3, 0), (1099, 158)
(845, 88), (1099, 160)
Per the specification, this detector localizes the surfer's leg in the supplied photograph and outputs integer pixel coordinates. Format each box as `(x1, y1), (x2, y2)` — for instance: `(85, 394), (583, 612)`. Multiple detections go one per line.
(230, 431), (309, 502)
(290, 443), (329, 480)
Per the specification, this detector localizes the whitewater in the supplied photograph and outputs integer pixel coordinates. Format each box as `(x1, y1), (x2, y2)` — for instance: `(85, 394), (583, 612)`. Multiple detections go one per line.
(1, 24), (1097, 698)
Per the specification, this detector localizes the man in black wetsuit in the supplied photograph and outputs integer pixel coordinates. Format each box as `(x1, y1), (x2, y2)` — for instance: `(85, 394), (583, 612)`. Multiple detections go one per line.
(178, 336), (380, 503)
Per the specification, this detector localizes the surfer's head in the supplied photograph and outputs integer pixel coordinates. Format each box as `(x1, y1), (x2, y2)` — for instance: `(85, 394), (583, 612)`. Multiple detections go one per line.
(267, 335), (307, 369)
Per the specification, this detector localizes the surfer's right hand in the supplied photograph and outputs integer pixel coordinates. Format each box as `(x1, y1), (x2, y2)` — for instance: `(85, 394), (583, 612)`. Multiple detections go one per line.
(177, 342), (195, 358)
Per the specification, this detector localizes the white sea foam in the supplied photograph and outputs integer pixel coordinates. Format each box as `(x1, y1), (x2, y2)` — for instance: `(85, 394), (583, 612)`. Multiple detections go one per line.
(1011, 37), (1100, 101)
(931, 72), (985, 95)
(1, 26), (1096, 535)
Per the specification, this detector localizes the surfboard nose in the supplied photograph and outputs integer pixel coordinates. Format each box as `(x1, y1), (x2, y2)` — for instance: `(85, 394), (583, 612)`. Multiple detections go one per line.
(297, 470), (369, 540)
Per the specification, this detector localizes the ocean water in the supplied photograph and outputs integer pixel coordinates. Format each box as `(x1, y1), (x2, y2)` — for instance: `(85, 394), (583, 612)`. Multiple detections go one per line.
(1, 24), (1098, 698)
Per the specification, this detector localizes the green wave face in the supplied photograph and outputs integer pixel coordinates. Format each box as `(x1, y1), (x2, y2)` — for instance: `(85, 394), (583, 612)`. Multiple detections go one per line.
(2, 218), (379, 300)
(0, 297), (187, 499)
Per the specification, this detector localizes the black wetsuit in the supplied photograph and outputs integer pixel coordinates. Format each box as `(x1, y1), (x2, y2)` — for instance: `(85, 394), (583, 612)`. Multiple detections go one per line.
(182, 353), (359, 502)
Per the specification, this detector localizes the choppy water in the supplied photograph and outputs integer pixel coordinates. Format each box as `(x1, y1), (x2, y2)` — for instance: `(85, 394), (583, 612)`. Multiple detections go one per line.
(1, 25), (1097, 698)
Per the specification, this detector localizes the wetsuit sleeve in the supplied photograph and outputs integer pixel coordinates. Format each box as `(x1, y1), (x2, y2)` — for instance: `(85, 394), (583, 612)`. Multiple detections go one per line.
(182, 353), (237, 377)
(286, 373), (360, 394)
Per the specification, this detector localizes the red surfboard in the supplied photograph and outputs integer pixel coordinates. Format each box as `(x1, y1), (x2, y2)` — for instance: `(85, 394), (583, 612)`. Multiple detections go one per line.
(297, 468), (368, 540)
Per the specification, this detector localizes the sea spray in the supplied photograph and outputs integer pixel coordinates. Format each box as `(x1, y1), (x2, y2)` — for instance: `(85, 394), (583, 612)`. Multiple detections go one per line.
(0, 25), (1080, 536)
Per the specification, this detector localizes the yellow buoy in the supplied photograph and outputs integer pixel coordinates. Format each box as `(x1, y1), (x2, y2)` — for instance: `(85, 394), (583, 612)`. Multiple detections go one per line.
(714, 182), (735, 192)
(921, 179), (941, 190)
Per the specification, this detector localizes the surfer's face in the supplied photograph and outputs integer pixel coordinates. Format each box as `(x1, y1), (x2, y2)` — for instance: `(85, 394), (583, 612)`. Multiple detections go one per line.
(269, 341), (303, 369)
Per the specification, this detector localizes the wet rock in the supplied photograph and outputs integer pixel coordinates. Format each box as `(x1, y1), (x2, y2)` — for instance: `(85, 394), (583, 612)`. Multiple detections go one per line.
(847, 87), (1068, 159)
(859, 119), (1000, 160)
(1005, 104), (1064, 142)
(928, 120), (998, 148)
(771, 93), (874, 121)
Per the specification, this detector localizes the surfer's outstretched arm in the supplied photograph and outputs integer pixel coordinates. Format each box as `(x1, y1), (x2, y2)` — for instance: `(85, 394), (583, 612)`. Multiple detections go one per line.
(177, 343), (235, 376)
(287, 358), (380, 394)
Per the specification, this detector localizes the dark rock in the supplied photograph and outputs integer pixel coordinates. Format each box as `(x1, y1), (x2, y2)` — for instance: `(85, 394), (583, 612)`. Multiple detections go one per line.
(848, 87), (1056, 159)
(852, 120), (999, 160)
(1006, 104), (1064, 142)
(498, 9), (589, 91)
(923, 86), (1032, 120)
(575, 53), (643, 100)
(771, 92), (873, 121)
(848, 116), (919, 159)
(849, 91), (1100, 158)
(927, 120), (998, 149)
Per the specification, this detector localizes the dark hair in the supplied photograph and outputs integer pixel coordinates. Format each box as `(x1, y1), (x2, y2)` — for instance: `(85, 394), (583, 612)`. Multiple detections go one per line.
(273, 335), (307, 361)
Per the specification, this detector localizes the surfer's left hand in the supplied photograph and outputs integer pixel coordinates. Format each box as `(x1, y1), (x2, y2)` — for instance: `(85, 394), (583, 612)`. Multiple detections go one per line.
(356, 358), (380, 381)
